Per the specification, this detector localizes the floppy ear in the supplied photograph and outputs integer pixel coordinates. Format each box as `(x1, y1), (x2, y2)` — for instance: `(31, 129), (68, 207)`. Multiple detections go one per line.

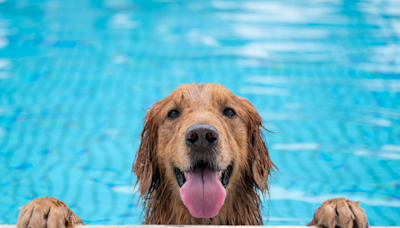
(237, 97), (277, 193)
(132, 100), (164, 197)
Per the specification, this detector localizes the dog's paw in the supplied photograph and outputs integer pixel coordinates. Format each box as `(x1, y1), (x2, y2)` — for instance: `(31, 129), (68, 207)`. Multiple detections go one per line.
(17, 197), (84, 228)
(308, 198), (368, 228)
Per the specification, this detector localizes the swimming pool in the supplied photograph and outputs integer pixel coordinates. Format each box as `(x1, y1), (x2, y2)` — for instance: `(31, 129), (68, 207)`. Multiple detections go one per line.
(0, 0), (399, 225)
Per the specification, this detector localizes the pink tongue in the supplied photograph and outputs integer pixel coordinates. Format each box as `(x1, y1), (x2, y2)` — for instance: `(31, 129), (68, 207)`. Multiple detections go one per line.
(179, 167), (226, 218)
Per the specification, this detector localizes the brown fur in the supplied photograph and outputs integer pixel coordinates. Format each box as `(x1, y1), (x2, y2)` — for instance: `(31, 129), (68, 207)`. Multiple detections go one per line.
(132, 83), (276, 225)
(16, 83), (369, 228)
(308, 198), (369, 228)
(16, 197), (84, 228)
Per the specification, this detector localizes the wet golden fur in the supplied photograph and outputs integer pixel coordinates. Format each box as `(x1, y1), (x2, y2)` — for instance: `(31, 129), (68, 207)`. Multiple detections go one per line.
(15, 83), (369, 228)
(17, 197), (84, 228)
(132, 83), (276, 225)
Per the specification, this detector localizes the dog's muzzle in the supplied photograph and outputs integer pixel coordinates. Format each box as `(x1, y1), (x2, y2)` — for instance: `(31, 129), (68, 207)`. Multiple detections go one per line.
(175, 124), (233, 218)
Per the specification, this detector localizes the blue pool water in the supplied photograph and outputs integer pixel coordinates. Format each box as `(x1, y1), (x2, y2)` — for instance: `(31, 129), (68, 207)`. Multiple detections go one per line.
(0, 0), (400, 225)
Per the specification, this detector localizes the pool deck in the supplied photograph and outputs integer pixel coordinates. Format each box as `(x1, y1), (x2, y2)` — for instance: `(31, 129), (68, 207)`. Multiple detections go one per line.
(0, 226), (399, 228)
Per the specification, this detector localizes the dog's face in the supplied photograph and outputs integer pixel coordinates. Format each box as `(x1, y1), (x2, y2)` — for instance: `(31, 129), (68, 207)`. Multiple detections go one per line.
(133, 83), (274, 221)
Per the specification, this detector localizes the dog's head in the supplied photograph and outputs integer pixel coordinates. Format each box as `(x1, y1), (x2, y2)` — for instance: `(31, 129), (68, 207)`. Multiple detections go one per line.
(133, 83), (275, 220)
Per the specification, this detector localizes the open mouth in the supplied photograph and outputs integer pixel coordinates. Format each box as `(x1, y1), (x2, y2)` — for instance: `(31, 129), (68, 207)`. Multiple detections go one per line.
(174, 161), (233, 189)
(175, 160), (233, 218)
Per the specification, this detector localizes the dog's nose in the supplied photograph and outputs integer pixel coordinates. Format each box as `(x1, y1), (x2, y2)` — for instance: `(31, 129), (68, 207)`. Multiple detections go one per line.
(185, 124), (219, 150)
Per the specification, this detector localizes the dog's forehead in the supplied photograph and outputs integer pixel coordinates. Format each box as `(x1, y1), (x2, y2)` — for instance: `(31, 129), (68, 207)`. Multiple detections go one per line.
(170, 83), (235, 106)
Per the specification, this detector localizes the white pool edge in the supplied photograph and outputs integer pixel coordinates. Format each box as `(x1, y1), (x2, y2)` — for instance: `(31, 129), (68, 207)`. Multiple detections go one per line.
(0, 226), (399, 228)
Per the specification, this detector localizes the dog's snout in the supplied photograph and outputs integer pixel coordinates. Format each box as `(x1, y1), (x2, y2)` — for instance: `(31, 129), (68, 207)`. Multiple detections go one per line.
(185, 124), (219, 150)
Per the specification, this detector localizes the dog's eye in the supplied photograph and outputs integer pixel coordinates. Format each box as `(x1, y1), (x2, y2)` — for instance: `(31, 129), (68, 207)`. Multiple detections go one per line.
(167, 110), (180, 119)
(223, 108), (236, 118)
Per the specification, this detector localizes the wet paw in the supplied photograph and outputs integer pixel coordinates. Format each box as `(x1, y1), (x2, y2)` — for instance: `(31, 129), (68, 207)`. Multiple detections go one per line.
(17, 197), (84, 228)
(308, 198), (368, 228)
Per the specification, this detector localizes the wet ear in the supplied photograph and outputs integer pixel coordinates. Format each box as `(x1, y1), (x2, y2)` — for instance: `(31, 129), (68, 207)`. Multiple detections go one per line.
(237, 97), (276, 193)
(132, 101), (163, 197)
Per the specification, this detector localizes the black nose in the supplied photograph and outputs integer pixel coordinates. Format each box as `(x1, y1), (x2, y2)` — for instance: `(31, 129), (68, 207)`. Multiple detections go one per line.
(185, 124), (219, 150)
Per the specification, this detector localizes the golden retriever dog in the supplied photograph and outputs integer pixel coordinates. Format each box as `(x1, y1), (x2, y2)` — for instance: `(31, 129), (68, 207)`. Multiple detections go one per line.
(16, 83), (369, 227)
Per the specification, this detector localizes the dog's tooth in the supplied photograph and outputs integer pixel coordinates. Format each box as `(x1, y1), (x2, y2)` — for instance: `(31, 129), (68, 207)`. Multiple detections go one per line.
(218, 171), (222, 179)
(183, 172), (187, 179)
